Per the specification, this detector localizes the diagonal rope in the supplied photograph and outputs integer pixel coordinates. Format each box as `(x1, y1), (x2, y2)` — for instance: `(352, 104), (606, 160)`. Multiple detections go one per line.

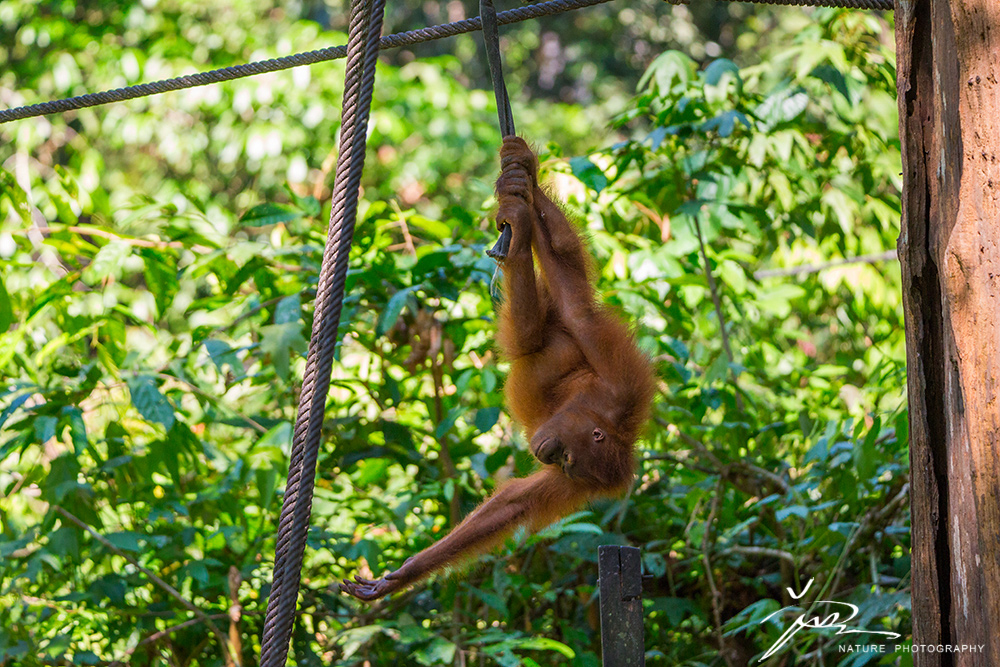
(257, 0), (385, 664)
(0, 0), (892, 125)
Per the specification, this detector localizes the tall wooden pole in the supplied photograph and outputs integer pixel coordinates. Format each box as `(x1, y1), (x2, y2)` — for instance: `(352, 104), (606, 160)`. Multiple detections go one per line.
(896, 0), (1000, 663)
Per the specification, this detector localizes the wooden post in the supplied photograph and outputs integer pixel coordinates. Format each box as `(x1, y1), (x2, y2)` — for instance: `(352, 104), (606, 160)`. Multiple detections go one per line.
(896, 0), (1000, 663)
(598, 545), (644, 666)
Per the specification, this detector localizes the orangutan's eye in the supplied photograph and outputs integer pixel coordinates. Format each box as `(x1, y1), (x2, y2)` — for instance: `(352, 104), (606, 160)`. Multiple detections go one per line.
(593, 428), (605, 442)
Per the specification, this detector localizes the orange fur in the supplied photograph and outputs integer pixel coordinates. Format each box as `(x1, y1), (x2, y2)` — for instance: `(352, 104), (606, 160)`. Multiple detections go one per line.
(341, 137), (655, 602)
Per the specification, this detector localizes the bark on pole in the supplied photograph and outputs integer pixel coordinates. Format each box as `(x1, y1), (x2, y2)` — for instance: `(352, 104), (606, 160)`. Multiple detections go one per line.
(896, 0), (1000, 664)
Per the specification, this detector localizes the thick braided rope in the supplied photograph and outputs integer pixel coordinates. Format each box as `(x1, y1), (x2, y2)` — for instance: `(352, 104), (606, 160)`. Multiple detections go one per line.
(256, 25), (370, 655)
(257, 0), (385, 664)
(0, 0), (891, 125)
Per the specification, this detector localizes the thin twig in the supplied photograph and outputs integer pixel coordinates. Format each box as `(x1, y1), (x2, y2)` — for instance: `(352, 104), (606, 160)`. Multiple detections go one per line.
(690, 211), (744, 412)
(660, 421), (722, 469)
(658, 418), (791, 495)
(732, 460), (790, 495)
(701, 476), (734, 667)
(214, 294), (305, 333)
(720, 545), (797, 565)
(821, 482), (909, 601)
(430, 358), (461, 527)
(389, 202), (418, 255)
(154, 373), (267, 434)
(642, 450), (716, 475)
(1, 450), (39, 499)
(13, 224), (212, 253)
(797, 481), (909, 621)
(753, 250), (897, 279)
(114, 613), (229, 663)
(227, 566), (244, 666)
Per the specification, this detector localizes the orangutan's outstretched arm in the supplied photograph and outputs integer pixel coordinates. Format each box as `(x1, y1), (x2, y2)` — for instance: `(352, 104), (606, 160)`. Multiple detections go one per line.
(340, 468), (585, 601)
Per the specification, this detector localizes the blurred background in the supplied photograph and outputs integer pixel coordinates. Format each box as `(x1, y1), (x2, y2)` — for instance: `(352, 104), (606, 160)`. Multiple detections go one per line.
(0, 1), (907, 665)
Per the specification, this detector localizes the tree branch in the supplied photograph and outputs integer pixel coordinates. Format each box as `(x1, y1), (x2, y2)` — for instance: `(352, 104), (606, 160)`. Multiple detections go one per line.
(691, 212), (743, 412)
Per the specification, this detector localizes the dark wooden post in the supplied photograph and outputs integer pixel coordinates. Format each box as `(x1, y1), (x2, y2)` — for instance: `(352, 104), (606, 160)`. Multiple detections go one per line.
(896, 0), (1000, 663)
(598, 545), (644, 666)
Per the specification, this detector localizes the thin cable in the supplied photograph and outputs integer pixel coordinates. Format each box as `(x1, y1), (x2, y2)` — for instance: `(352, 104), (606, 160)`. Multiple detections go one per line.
(257, 0), (385, 664)
(0, 0), (891, 125)
(0, 0), (609, 125)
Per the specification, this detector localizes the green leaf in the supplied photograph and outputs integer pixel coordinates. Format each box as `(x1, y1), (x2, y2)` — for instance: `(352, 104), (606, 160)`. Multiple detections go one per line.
(0, 170), (32, 223)
(810, 64), (850, 100)
(855, 417), (880, 481)
(755, 283), (806, 318)
(511, 637), (575, 658)
(377, 285), (420, 337)
(356, 458), (391, 486)
(47, 526), (80, 559)
(822, 188), (858, 234)
(775, 505), (809, 521)
(435, 406), (465, 438)
(34, 415), (58, 444)
(569, 156), (608, 194)
(274, 294), (302, 325)
(256, 466), (278, 509)
(286, 188), (322, 217)
(485, 446), (513, 474)
(701, 110), (751, 138)
(127, 376), (176, 428)
(705, 353), (730, 384)
(104, 531), (144, 553)
(82, 240), (132, 284)
(382, 420), (414, 451)
(186, 560), (209, 584)
(474, 407), (500, 433)
(240, 202), (301, 227)
(259, 322), (308, 380)
(204, 339), (241, 372)
(62, 406), (89, 457)
(719, 259), (747, 294)
(482, 368), (497, 393)
(470, 587), (508, 616)
(542, 521), (603, 537)
(0, 273), (13, 331)
(724, 598), (783, 636)
(140, 248), (179, 316)
(408, 215), (452, 240)
(42, 454), (82, 502)
(412, 637), (457, 665)
(651, 597), (699, 626)
(756, 88), (809, 128)
(703, 58), (741, 87)
(639, 50), (695, 95)
(338, 626), (385, 659)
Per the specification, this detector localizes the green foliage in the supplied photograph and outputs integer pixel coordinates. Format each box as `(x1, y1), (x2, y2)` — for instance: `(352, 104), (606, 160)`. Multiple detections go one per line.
(0, 2), (907, 667)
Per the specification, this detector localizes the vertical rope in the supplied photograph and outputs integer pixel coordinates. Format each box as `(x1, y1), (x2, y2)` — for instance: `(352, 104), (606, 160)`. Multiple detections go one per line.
(481, 0), (515, 260)
(480, 0), (516, 138)
(257, 0), (385, 664)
